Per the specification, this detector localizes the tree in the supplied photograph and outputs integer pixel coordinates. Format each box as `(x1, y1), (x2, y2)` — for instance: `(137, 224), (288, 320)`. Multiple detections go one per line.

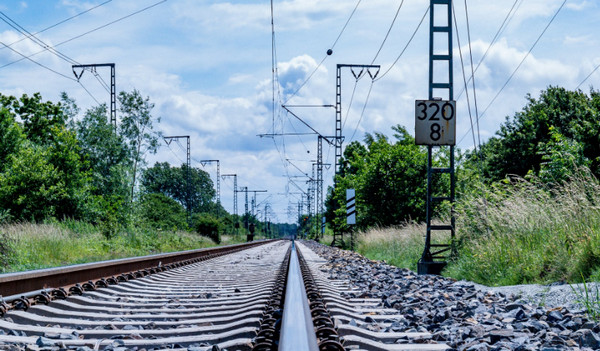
(139, 193), (187, 231)
(467, 86), (600, 183)
(0, 107), (23, 173)
(118, 90), (161, 201)
(325, 125), (433, 231)
(0, 93), (92, 221)
(141, 162), (216, 214)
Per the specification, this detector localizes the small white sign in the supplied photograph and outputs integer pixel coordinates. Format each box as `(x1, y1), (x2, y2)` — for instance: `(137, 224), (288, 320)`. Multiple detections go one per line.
(415, 100), (456, 146)
(346, 189), (356, 225)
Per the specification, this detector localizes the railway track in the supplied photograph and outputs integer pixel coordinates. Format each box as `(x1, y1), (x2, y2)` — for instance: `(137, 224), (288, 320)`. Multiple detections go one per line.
(0, 240), (450, 350)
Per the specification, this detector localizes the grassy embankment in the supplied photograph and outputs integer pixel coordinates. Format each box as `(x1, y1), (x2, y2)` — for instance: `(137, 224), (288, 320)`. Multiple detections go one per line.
(0, 221), (247, 274)
(356, 170), (600, 286)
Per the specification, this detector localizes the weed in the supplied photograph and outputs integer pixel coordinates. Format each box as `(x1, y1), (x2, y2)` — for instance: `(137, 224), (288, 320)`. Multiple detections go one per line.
(571, 273), (600, 321)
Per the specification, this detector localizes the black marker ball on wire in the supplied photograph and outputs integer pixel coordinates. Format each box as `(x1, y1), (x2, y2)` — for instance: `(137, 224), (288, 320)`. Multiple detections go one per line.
(327, 49), (333, 55)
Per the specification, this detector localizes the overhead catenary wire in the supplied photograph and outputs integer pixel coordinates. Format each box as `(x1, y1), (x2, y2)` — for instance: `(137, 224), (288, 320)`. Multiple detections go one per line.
(463, 0), (482, 150)
(0, 0), (112, 50)
(0, 0), (167, 70)
(457, 0), (568, 147)
(453, 4), (478, 153)
(283, 0), (363, 104)
(454, 0), (522, 101)
(577, 61), (600, 89)
(374, 6), (429, 82)
(371, 0), (405, 65)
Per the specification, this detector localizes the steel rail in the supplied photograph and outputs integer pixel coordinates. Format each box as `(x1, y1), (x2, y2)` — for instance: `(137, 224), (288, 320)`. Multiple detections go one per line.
(278, 241), (319, 351)
(0, 240), (270, 299)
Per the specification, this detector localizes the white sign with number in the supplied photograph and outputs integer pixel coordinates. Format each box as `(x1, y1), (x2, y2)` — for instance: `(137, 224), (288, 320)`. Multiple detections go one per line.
(415, 100), (456, 146)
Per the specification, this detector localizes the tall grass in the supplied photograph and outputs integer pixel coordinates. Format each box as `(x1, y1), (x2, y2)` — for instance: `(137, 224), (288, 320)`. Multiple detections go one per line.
(0, 220), (240, 273)
(446, 169), (600, 286)
(354, 169), (600, 287)
(356, 224), (430, 271)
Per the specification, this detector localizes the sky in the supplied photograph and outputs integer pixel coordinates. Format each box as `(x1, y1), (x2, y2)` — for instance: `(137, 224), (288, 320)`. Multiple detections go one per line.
(0, 0), (598, 223)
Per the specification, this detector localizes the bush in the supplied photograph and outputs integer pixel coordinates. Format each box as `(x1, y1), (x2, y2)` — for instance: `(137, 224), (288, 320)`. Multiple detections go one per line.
(139, 193), (188, 231)
(193, 213), (222, 243)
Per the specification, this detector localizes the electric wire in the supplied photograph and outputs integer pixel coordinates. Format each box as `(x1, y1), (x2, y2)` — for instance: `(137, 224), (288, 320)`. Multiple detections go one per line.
(371, 0), (405, 65)
(374, 6), (429, 82)
(577, 61), (600, 89)
(463, 0), (482, 149)
(453, 5), (477, 153)
(283, 0), (363, 103)
(0, 0), (167, 70)
(349, 80), (374, 143)
(455, 0), (522, 101)
(0, 12), (78, 65)
(457, 0), (568, 147)
(0, 40), (76, 81)
(1, 0), (112, 49)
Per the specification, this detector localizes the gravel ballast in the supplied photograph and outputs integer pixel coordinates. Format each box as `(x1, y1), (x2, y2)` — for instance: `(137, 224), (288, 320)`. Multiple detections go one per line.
(303, 240), (600, 351)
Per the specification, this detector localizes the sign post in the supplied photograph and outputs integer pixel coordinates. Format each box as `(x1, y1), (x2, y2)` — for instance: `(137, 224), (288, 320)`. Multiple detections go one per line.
(346, 189), (356, 225)
(416, 0), (456, 275)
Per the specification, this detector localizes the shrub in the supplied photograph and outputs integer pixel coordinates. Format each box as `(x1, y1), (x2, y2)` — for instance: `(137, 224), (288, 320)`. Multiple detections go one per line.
(139, 193), (188, 231)
(193, 213), (222, 243)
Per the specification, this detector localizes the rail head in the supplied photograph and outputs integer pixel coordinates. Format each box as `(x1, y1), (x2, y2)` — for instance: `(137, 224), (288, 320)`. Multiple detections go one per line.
(278, 242), (320, 351)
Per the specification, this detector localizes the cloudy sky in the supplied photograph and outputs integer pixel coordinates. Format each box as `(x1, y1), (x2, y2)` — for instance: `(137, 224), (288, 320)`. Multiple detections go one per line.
(0, 0), (597, 223)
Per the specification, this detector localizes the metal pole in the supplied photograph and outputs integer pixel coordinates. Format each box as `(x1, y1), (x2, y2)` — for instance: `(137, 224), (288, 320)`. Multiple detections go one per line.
(72, 63), (116, 130)
(164, 136), (191, 226)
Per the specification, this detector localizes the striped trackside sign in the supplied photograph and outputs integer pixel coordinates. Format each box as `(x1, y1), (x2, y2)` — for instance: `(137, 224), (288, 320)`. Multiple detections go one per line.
(346, 188), (356, 225)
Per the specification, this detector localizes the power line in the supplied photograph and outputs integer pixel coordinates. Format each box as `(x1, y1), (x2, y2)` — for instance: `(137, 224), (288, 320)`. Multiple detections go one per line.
(577, 61), (600, 89)
(455, 0), (522, 101)
(371, 0), (405, 65)
(0, 40), (76, 81)
(0, 0), (167, 70)
(283, 0), (363, 103)
(457, 0), (568, 147)
(1, 0), (112, 50)
(374, 6), (429, 82)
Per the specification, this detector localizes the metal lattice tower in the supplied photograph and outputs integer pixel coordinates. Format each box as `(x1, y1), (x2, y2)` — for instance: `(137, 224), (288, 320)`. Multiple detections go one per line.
(316, 136), (325, 239)
(333, 64), (380, 247)
(163, 136), (191, 225)
(250, 190), (268, 216)
(200, 160), (220, 209)
(72, 63), (116, 129)
(418, 0), (456, 275)
(222, 174), (237, 218)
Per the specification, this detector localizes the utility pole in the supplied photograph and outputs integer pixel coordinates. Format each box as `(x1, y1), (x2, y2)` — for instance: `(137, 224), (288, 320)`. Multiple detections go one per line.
(72, 63), (116, 130)
(250, 190), (268, 216)
(200, 160), (220, 211)
(239, 186), (249, 232)
(416, 0), (456, 275)
(221, 174), (237, 218)
(331, 64), (380, 247)
(163, 136), (191, 226)
(222, 173), (238, 235)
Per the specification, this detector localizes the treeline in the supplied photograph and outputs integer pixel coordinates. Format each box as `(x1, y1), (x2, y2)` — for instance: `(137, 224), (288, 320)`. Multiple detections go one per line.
(0, 91), (282, 241)
(326, 86), (600, 232)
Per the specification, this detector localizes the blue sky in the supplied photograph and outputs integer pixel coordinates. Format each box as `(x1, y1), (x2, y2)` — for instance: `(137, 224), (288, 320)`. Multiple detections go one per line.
(0, 0), (597, 223)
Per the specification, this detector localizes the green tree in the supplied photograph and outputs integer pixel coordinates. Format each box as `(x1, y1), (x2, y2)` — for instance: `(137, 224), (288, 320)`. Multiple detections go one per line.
(0, 107), (23, 173)
(141, 162), (216, 214)
(0, 93), (92, 221)
(139, 193), (187, 230)
(118, 90), (161, 200)
(468, 86), (600, 182)
(0, 143), (64, 220)
(325, 125), (432, 231)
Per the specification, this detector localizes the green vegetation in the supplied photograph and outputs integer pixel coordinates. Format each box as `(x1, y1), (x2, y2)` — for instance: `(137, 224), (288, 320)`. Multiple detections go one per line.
(0, 90), (292, 272)
(0, 220), (248, 274)
(336, 86), (600, 287)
